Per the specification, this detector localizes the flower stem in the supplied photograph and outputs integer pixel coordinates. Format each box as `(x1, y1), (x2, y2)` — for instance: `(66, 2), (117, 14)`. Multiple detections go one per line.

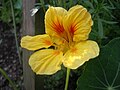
(10, 0), (22, 64)
(0, 67), (18, 90)
(64, 68), (70, 90)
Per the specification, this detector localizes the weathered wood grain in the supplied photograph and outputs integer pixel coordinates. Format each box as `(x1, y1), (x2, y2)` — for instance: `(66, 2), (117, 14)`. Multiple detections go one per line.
(22, 0), (35, 90)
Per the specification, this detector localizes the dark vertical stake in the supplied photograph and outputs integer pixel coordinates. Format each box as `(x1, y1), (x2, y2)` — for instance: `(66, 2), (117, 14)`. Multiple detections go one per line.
(35, 9), (45, 35)
(35, 1), (45, 89)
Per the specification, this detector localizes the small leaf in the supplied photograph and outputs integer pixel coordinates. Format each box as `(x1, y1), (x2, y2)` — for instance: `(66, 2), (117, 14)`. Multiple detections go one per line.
(89, 9), (95, 14)
(14, 0), (22, 9)
(93, 0), (98, 4)
(102, 6), (115, 18)
(76, 38), (120, 90)
(97, 16), (104, 39)
(0, 39), (2, 44)
(108, 0), (115, 9)
(84, 1), (94, 9)
(101, 19), (118, 24)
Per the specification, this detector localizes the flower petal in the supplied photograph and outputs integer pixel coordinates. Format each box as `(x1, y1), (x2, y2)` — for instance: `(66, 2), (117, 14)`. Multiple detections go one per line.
(63, 40), (99, 69)
(63, 5), (93, 42)
(29, 49), (63, 75)
(21, 34), (53, 50)
(45, 6), (67, 38)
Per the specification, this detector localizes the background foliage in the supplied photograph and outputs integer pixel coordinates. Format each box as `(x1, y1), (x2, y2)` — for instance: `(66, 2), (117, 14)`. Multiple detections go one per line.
(0, 0), (22, 90)
(0, 0), (22, 23)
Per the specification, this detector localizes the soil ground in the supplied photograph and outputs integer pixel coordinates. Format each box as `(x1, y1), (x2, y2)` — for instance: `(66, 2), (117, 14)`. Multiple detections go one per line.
(0, 21), (23, 90)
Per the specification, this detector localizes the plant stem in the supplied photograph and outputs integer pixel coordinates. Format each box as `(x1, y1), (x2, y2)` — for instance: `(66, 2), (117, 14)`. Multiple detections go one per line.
(64, 68), (70, 90)
(10, 0), (22, 64)
(69, 0), (73, 7)
(40, 0), (46, 13)
(0, 67), (18, 90)
(63, 0), (66, 8)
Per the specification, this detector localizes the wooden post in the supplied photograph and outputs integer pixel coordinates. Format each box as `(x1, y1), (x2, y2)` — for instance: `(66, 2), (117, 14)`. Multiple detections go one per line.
(22, 0), (35, 90)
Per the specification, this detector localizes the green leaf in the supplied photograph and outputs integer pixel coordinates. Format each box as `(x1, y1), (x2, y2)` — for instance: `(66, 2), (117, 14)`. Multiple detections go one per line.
(101, 19), (118, 24)
(84, 1), (94, 9)
(93, 0), (98, 4)
(108, 0), (115, 9)
(76, 38), (120, 90)
(14, 0), (22, 9)
(0, 67), (18, 90)
(0, 39), (2, 44)
(97, 16), (104, 39)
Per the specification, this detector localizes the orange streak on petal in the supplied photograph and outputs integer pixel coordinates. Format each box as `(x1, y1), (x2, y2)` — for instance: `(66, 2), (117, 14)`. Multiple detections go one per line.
(71, 47), (77, 53)
(53, 50), (61, 56)
(44, 40), (52, 46)
(70, 25), (75, 35)
(53, 22), (64, 34)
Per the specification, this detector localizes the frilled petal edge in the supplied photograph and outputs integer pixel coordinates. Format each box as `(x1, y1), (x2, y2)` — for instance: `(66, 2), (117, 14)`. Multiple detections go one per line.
(29, 49), (63, 75)
(21, 34), (53, 50)
(63, 40), (99, 69)
(63, 5), (93, 42)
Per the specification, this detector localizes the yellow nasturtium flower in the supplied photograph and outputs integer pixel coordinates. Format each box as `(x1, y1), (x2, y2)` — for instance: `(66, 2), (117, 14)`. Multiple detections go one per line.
(21, 5), (99, 75)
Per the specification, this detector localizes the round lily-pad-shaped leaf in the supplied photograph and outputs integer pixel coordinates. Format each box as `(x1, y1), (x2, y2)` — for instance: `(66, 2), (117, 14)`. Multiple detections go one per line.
(76, 38), (120, 90)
